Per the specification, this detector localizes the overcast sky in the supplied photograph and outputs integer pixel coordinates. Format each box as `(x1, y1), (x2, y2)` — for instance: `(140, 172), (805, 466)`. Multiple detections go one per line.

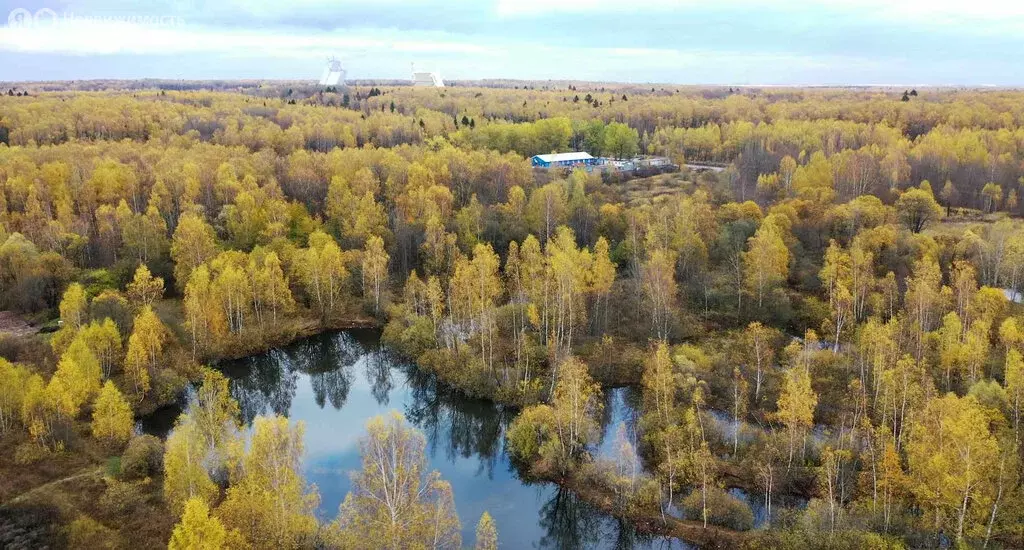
(1, 0), (1023, 84)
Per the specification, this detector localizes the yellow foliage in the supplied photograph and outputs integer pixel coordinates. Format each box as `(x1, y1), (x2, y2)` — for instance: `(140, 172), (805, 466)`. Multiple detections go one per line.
(92, 381), (133, 447)
(474, 511), (498, 550)
(59, 282), (88, 329)
(163, 416), (219, 516)
(169, 497), (228, 550)
(0, 358), (32, 434)
(216, 415), (319, 549)
(126, 263), (164, 307)
(330, 412), (460, 550)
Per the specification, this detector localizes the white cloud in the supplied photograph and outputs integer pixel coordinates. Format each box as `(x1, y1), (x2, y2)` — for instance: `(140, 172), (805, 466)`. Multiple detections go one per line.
(825, 0), (1024, 19)
(0, 11), (903, 83)
(495, 0), (1024, 25)
(210, 0), (451, 19)
(0, 20), (491, 58)
(2, 0), (1021, 83)
(495, 0), (681, 16)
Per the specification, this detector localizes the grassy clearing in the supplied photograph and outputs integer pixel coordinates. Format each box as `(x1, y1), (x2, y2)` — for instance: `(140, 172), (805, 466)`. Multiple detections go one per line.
(0, 431), (100, 504)
(620, 173), (697, 207)
(1, 467), (175, 549)
(1, 424), (176, 549)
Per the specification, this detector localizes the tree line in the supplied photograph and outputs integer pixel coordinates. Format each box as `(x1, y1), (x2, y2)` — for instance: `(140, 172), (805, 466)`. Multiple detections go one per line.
(3, 84), (1024, 548)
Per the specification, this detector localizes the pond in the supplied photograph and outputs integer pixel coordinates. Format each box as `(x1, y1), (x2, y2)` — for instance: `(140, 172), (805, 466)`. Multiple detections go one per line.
(147, 330), (689, 550)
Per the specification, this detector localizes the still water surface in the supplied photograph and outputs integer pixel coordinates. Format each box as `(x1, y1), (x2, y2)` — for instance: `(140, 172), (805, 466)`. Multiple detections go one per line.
(201, 329), (688, 549)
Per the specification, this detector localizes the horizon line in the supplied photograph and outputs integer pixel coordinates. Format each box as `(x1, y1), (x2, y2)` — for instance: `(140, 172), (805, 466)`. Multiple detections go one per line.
(0, 78), (1015, 90)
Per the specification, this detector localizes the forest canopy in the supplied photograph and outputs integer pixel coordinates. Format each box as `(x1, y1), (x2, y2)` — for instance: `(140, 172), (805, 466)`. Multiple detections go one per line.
(2, 82), (1024, 549)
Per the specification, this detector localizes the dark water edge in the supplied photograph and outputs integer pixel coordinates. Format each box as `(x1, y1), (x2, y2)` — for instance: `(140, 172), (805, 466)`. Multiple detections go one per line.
(140, 329), (691, 549)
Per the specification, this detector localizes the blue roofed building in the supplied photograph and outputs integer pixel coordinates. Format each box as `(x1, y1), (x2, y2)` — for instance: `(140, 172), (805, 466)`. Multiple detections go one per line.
(531, 152), (599, 168)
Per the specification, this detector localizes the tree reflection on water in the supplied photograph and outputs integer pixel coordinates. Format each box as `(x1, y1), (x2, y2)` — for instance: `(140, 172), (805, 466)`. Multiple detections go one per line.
(225, 347), (298, 425)
(537, 487), (686, 550)
(402, 359), (508, 479)
(364, 348), (393, 406)
(195, 329), (687, 549)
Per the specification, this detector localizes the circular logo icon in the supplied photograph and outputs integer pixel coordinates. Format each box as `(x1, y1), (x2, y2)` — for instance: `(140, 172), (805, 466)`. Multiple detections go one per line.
(33, 8), (58, 27)
(7, 7), (33, 27)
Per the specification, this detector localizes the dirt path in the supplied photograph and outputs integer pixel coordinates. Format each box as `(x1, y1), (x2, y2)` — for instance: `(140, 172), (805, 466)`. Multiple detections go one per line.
(0, 311), (38, 338)
(0, 467), (103, 509)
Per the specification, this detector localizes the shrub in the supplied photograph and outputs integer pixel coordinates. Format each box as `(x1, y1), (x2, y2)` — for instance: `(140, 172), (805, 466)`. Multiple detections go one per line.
(99, 479), (146, 518)
(495, 376), (544, 406)
(681, 486), (754, 531)
(89, 290), (133, 334)
(742, 527), (905, 550)
(82, 269), (120, 296)
(151, 368), (188, 407)
(629, 477), (663, 514)
(794, 294), (829, 335)
(13, 442), (48, 465)
(419, 348), (494, 399)
(0, 333), (50, 364)
(119, 434), (164, 480)
(586, 459), (662, 516)
(582, 336), (645, 384)
(381, 313), (435, 358)
(65, 516), (117, 549)
(506, 404), (557, 472)
(105, 456), (122, 477)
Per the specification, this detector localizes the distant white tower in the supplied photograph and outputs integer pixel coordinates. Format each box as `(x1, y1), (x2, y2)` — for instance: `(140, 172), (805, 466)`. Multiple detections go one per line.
(319, 57), (346, 87)
(410, 62), (444, 87)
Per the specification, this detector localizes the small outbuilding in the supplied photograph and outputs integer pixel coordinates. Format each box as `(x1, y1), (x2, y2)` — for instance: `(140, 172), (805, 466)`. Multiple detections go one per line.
(531, 152), (599, 168)
(412, 71), (445, 87)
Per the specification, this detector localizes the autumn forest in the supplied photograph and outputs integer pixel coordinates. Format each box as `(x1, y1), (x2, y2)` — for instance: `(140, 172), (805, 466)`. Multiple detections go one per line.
(2, 81), (1024, 549)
